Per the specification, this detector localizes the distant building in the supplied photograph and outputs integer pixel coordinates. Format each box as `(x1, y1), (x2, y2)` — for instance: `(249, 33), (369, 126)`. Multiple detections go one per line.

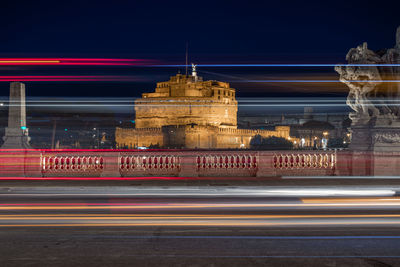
(291, 120), (335, 149)
(115, 67), (294, 149)
(238, 107), (351, 149)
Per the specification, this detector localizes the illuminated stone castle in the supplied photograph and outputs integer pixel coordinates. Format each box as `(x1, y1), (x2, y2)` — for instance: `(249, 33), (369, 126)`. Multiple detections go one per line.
(116, 65), (292, 149)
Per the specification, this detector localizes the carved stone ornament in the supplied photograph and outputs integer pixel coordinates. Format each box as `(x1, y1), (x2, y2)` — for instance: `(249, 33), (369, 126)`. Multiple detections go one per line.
(374, 132), (400, 143)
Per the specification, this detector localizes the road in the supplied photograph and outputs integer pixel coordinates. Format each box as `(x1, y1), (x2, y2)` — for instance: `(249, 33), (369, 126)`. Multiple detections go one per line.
(1, 186), (400, 266)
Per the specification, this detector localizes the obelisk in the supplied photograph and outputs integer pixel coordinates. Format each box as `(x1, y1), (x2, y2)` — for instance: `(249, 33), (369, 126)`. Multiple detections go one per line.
(1, 82), (31, 148)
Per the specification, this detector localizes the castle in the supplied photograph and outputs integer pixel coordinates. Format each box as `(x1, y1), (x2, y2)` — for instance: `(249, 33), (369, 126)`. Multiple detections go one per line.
(115, 65), (293, 149)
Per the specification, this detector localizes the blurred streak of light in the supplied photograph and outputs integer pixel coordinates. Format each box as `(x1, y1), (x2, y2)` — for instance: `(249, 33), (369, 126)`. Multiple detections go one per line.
(0, 98), (353, 105)
(0, 99), (352, 102)
(199, 70), (246, 81)
(3, 202), (400, 210)
(239, 80), (400, 83)
(0, 177), (203, 181)
(0, 58), (154, 66)
(48, 235), (400, 239)
(157, 64), (400, 67)
(0, 104), (395, 107)
(0, 76), (139, 82)
(0, 104), (351, 107)
(0, 191), (395, 197)
(2, 214), (400, 219)
(284, 176), (400, 179)
(3, 221), (400, 227)
(302, 198), (400, 203)
(2, 77), (392, 83)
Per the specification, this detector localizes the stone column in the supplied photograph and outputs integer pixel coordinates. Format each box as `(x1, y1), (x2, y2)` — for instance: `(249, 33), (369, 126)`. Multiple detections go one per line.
(256, 151), (276, 177)
(178, 152), (198, 177)
(1, 82), (31, 149)
(101, 152), (121, 177)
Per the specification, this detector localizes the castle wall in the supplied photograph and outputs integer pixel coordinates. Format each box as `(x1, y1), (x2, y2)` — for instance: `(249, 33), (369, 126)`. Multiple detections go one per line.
(115, 127), (163, 148)
(135, 98), (237, 128)
(116, 125), (293, 149)
(215, 126), (293, 149)
(181, 126), (217, 149)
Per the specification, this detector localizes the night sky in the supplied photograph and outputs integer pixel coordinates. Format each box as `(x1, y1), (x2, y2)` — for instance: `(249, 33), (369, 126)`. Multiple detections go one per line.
(0, 0), (399, 98)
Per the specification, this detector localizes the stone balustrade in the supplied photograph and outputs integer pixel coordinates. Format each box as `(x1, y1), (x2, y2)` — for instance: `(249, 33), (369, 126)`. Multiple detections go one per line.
(0, 149), (340, 178)
(119, 154), (180, 176)
(273, 153), (336, 169)
(196, 154), (258, 177)
(42, 155), (104, 173)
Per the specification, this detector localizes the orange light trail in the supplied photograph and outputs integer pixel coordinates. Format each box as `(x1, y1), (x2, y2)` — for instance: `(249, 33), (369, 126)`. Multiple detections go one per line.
(0, 214), (400, 219)
(0, 198), (400, 210)
(2, 221), (400, 227)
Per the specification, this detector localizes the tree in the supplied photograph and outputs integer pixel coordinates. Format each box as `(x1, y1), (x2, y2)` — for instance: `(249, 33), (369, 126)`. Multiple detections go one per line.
(327, 137), (348, 148)
(250, 135), (293, 150)
(249, 134), (263, 149)
(148, 143), (160, 149)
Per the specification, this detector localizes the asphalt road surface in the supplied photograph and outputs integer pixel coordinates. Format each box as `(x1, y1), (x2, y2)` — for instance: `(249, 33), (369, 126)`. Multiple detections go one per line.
(2, 186), (400, 266)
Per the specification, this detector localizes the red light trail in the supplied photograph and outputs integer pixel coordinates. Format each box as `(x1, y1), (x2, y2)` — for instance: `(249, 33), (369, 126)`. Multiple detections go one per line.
(0, 75), (139, 82)
(0, 176), (257, 181)
(0, 58), (155, 66)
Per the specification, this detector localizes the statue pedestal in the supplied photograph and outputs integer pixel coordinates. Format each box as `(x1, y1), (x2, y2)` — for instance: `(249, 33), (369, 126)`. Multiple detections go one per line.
(349, 123), (400, 176)
(349, 126), (372, 151)
(2, 127), (31, 149)
(350, 121), (400, 152)
(371, 124), (400, 152)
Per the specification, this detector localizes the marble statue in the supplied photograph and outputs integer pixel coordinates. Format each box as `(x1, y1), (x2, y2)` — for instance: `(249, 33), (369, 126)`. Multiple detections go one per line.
(335, 26), (400, 126)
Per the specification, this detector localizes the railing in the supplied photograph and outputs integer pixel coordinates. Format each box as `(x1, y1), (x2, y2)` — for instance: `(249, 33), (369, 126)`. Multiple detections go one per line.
(273, 153), (336, 169)
(197, 154), (257, 169)
(119, 155), (180, 176)
(196, 153), (258, 176)
(41, 155), (104, 176)
(0, 149), (339, 177)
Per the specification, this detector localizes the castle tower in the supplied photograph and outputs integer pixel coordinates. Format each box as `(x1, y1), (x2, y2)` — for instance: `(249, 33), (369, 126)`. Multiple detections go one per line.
(1, 82), (31, 148)
(135, 72), (238, 129)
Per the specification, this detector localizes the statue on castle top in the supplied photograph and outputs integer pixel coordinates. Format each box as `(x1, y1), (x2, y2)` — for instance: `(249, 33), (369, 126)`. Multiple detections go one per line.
(192, 63), (198, 81)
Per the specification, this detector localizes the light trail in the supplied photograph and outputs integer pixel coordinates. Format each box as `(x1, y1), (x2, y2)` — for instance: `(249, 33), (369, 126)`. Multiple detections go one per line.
(0, 104), (353, 107)
(240, 80), (400, 83)
(3, 221), (400, 227)
(0, 58), (154, 66)
(1, 214), (400, 219)
(0, 75), (139, 82)
(2, 197), (400, 227)
(2, 199), (400, 210)
(0, 187), (395, 197)
(283, 176), (400, 179)
(0, 176), (202, 181)
(156, 64), (400, 67)
(2, 211), (400, 227)
(13, 235), (400, 239)
(2, 214), (400, 227)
